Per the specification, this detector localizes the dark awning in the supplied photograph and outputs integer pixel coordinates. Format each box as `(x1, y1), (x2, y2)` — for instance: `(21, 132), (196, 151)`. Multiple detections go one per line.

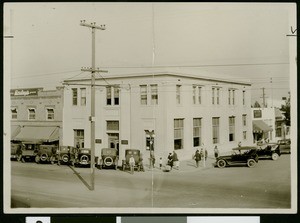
(253, 120), (272, 133)
(14, 126), (60, 143)
(11, 125), (21, 140)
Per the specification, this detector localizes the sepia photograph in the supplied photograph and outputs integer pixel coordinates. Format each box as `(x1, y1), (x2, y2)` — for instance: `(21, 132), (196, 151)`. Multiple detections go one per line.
(3, 2), (297, 213)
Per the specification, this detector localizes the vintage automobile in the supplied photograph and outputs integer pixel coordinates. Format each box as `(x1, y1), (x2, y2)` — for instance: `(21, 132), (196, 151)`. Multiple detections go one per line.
(75, 148), (91, 166)
(11, 143), (23, 161)
(215, 146), (259, 168)
(18, 143), (39, 162)
(256, 144), (281, 160)
(98, 148), (119, 170)
(277, 139), (291, 154)
(57, 146), (77, 166)
(122, 149), (143, 171)
(35, 145), (58, 164)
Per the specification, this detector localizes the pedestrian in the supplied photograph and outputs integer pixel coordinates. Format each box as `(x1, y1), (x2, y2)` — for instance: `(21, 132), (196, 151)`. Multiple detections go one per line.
(159, 157), (163, 169)
(205, 148), (208, 161)
(214, 145), (219, 158)
(138, 154), (144, 172)
(129, 155), (135, 174)
(238, 141), (242, 147)
(172, 151), (179, 170)
(167, 152), (173, 170)
(194, 149), (201, 168)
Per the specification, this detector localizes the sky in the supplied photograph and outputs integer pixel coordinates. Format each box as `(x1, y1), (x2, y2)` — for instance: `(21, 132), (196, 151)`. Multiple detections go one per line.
(4, 3), (296, 106)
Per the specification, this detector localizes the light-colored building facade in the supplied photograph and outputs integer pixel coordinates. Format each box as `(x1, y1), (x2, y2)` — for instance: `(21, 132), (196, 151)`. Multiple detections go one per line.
(252, 107), (290, 143)
(62, 71), (253, 162)
(10, 87), (63, 145)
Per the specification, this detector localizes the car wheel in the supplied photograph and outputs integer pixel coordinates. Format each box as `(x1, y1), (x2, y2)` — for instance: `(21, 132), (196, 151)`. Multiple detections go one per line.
(271, 153), (279, 161)
(247, 159), (256, 168)
(217, 159), (226, 168)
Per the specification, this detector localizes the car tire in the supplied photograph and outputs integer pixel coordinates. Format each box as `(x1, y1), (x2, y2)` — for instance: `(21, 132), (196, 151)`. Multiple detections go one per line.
(247, 159), (256, 168)
(104, 157), (113, 166)
(271, 153), (279, 161)
(217, 159), (226, 168)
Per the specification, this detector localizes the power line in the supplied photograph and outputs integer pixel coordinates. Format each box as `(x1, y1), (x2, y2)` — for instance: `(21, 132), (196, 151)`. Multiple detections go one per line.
(11, 69), (80, 79)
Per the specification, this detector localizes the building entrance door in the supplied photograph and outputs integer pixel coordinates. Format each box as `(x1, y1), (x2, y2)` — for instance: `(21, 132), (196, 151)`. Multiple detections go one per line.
(108, 133), (119, 155)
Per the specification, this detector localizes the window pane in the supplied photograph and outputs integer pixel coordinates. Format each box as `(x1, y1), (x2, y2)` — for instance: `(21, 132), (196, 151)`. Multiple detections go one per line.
(107, 121), (119, 131)
(140, 85), (147, 105)
(72, 88), (77, 105)
(114, 87), (120, 105)
(151, 84), (158, 105)
(80, 88), (86, 106)
(106, 87), (112, 105)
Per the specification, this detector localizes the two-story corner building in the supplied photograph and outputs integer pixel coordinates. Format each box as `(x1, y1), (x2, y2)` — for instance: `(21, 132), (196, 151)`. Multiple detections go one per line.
(62, 69), (253, 162)
(252, 106), (290, 143)
(10, 87), (64, 146)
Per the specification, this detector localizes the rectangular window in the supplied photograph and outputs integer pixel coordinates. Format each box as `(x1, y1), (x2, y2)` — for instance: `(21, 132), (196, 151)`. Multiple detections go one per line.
(212, 87), (220, 105)
(114, 87), (120, 105)
(276, 127), (282, 137)
(11, 108), (17, 120)
(193, 118), (202, 147)
(212, 88), (215, 104)
(212, 117), (220, 144)
(176, 85), (181, 104)
(192, 86), (196, 104)
(174, 119), (184, 150)
(74, 129), (84, 148)
(242, 114), (247, 126)
(198, 86), (202, 104)
(243, 131), (247, 140)
(243, 90), (246, 105)
(107, 121), (119, 131)
(28, 108), (36, 120)
(253, 110), (262, 118)
(229, 116), (235, 142)
(140, 85), (147, 105)
(46, 108), (54, 120)
(106, 86), (112, 105)
(72, 88), (78, 105)
(151, 84), (158, 105)
(80, 88), (86, 106)
(228, 89), (235, 105)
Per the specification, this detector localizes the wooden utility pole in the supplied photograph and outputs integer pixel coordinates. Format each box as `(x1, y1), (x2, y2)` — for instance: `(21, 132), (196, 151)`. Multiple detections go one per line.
(80, 20), (106, 191)
(260, 87), (268, 108)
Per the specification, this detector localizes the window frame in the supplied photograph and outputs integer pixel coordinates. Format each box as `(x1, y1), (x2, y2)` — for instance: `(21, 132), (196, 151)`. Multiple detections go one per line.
(150, 84), (158, 105)
(229, 116), (235, 142)
(28, 108), (36, 120)
(46, 108), (55, 120)
(176, 85), (181, 104)
(193, 118), (202, 147)
(212, 117), (220, 144)
(140, 85), (148, 105)
(80, 88), (86, 106)
(11, 107), (18, 120)
(174, 118), (184, 150)
(72, 88), (78, 106)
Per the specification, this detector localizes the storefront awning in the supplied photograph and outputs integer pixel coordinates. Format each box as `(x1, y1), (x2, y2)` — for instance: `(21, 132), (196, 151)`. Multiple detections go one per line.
(14, 126), (60, 143)
(11, 125), (21, 140)
(253, 120), (272, 133)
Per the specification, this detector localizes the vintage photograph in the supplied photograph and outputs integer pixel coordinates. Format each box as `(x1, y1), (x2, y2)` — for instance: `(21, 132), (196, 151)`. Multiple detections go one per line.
(3, 3), (297, 213)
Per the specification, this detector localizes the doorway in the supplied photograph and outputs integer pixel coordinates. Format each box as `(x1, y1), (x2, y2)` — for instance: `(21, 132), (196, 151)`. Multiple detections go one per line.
(108, 133), (119, 155)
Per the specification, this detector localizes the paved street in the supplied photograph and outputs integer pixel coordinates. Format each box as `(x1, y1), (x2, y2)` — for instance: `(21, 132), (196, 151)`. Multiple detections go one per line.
(10, 154), (291, 209)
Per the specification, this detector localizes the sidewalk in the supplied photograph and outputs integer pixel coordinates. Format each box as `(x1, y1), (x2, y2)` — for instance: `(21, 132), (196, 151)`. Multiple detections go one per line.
(142, 156), (216, 173)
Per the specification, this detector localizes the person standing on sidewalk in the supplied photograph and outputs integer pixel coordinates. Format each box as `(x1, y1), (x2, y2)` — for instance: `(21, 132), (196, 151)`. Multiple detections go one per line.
(214, 145), (219, 158)
(172, 151), (179, 170)
(129, 155), (135, 174)
(194, 149), (201, 168)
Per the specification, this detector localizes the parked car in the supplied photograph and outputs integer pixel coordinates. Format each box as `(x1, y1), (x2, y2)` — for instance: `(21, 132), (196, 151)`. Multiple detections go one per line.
(57, 146), (77, 166)
(257, 144), (281, 160)
(215, 146), (258, 168)
(18, 143), (39, 162)
(122, 149), (143, 171)
(35, 145), (58, 164)
(75, 148), (91, 166)
(277, 139), (291, 154)
(98, 148), (119, 170)
(11, 143), (23, 161)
